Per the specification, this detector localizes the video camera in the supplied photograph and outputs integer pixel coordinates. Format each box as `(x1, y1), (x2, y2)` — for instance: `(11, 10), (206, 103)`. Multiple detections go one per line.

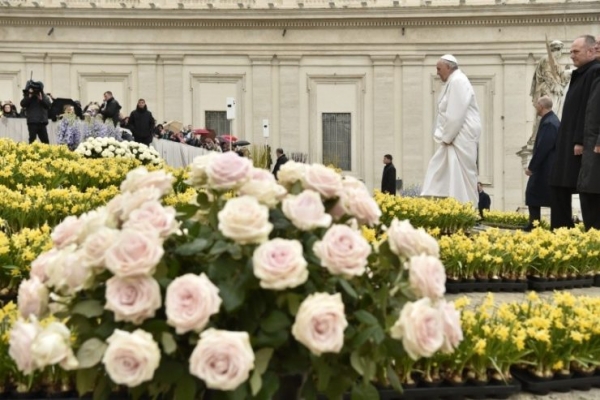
(22, 72), (45, 96)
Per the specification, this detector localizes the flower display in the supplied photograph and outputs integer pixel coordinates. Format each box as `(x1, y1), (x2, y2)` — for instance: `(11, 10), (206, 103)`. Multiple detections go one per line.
(6, 152), (460, 399)
(75, 137), (162, 166)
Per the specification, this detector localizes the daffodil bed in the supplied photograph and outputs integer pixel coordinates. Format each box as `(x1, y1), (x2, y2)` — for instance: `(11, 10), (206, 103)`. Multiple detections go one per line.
(481, 210), (550, 230)
(1, 292), (599, 397)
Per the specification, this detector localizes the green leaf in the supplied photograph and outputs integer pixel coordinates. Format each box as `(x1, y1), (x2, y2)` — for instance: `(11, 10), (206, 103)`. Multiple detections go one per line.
(219, 280), (246, 312)
(174, 373), (197, 400)
(350, 351), (365, 375)
(72, 300), (104, 318)
(354, 310), (378, 326)
(286, 293), (301, 316)
(141, 319), (171, 334)
(154, 260), (169, 279)
(255, 371), (280, 400)
(339, 279), (358, 299)
(175, 238), (210, 256)
(92, 374), (111, 400)
(386, 364), (402, 392)
(254, 348), (274, 375)
(210, 240), (230, 257)
(76, 367), (98, 396)
(260, 310), (291, 333)
(316, 361), (332, 392)
(351, 325), (379, 347)
(252, 329), (289, 349)
(155, 360), (185, 385)
(161, 332), (177, 355)
(351, 382), (379, 400)
(249, 370), (263, 396)
(76, 338), (107, 369)
(69, 314), (94, 336)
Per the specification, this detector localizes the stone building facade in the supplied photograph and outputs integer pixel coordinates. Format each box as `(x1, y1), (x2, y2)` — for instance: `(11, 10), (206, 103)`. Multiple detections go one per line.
(0, 0), (599, 210)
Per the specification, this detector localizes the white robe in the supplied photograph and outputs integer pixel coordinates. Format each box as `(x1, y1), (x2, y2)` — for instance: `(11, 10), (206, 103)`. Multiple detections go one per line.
(421, 69), (482, 207)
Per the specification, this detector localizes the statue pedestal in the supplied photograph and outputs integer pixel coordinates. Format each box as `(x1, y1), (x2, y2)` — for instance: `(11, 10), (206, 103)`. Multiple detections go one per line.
(516, 143), (534, 169)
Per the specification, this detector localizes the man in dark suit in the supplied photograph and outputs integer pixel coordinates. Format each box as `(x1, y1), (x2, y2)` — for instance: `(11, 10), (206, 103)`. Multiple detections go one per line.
(272, 148), (288, 179)
(477, 182), (491, 219)
(99, 91), (122, 127)
(381, 154), (396, 195)
(525, 96), (560, 231)
(549, 35), (600, 229)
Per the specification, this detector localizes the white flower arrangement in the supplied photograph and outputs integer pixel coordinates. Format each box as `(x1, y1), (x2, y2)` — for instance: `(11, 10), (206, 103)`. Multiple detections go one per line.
(75, 138), (163, 166)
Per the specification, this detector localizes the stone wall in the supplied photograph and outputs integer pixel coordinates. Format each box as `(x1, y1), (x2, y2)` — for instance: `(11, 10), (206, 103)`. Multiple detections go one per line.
(0, 3), (599, 210)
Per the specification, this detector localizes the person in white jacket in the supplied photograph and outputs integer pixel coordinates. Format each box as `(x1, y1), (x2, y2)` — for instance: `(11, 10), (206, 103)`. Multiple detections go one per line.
(421, 54), (482, 207)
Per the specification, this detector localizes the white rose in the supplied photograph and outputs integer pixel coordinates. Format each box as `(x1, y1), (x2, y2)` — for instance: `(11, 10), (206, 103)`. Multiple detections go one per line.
(31, 322), (78, 370)
(17, 277), (49, 319)
(277, 161), (307, 189)
(106, 188), (162, 225)
(105, 276), (162, 325)
(9, 318), (42, 374)
(120, 167), (173, 196)
(291, 293), (348, 356)
(189, 329), (255, 391)
(166, 273), (222, 334)
(187, 153), (218, 188)
(407, 255), (446, 300)
(218, 196), (273, 245)
(437, 300), (463, 353)
(103, 329), (161, 387)
(105, 229), (164, 277)
(302, 164), (343, 199)
(338, 183), (382, 226)
(313, 224), (371, 277)
(206, 151), (253, 190)
(387, 219), (440, 259)
(80, 227), (120, 270)
(238, 168), (287, 208)
(45, 246), (94, 295)
(51, 215), (83, 249)
(252, 239), (308, 290)
(30, 248), (61, 283)
(282, 190), (332, 231)
(390, 298), (444, 360)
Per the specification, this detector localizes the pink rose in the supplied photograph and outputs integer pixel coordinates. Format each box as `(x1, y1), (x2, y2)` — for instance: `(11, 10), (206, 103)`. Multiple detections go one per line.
(105, 229), (164, 277)
(291, 293), (348, 356)
(165, 273), (222, 334)
(302, 164), (343, 199)
(18, 277), (49, 319)
(238, 168), (287, 208)
(9, 319), (42, 375)
(189, 329), (255, 391)
(437, 300), (463, 353)
(105, 276), (162, 325)
(106, 188), (162, 226)
(103, 329), (161, 387)
(390, 298), (444, 360)
(338, 185), (381, 226)
(30, 248), (61, 283)
(313, 224), (371, 277)
(387, 219), (440, 259)
(282, 190), (332, 231)
(51, 216), (83, 248)
(252, 239), (308, 290)
(218, 196), (273, 244)
(123, 201), (179, 238)
(407, 255), (446, 300)
(80, 227), (120, 270)
(120, 167), (174, 196)
(31, 322), (78, 370)
(206, 151), (253, 190)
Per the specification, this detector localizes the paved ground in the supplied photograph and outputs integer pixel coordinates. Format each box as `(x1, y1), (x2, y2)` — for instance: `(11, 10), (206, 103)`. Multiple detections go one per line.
(445, 287), (600, 400)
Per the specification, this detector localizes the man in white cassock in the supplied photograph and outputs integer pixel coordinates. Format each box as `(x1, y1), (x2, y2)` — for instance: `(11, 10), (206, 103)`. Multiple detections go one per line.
(421, 54), (482, 206)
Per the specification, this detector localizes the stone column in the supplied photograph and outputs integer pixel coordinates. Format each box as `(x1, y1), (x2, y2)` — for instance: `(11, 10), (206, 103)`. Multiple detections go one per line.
(278, 55), (301, 156)
(47, 53), (72, 98)
(134, 54), (158, 112)
(371, 55), (396, 189)
(501, 54), (529, 211)
(161, 55), (184, 123)
(250, 56), (273, 144)
(399, 55), (426, 186)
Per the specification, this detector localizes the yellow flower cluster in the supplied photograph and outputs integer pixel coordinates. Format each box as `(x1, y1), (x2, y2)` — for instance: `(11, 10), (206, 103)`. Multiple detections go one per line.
(454, 292), (600, 379)
(482, 210), (550, 229)
(439, 227), (600, 279)
(0, 226), (52, 289)
(374, 191), (479, 234)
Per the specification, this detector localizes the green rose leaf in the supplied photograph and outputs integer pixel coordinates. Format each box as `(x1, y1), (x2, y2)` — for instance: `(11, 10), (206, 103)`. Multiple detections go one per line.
(260, 310), (291, 333)
(174, 373), (197, 400)
(255, 371), (280, 400)
(354, 310), (378, 326)
(249, 370), (262, 396)
(161, 332), (177, 355)
(350, 351), (365, 375)
(254, 348), (274, 375)
(76, 338), (107, 369)
(386, 364), (402, 392)
(339, 279), (358, 299)
(76, 367), (98, 397)
(351, 382), (379, 400)
(72, 299), (104, 318)
(175, 238), (211, 256)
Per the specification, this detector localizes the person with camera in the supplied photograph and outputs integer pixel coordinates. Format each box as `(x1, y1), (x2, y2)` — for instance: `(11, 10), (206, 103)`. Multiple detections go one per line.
(20, 81), (51, 144)
(99, 91), (122, 126)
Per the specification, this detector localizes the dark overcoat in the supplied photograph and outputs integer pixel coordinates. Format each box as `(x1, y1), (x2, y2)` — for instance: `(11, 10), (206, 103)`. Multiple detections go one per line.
(381, 163), (397, 195)
(549, 60), (600, 188)
(526, 111), (560, 207)
(577, 71), (600, 194)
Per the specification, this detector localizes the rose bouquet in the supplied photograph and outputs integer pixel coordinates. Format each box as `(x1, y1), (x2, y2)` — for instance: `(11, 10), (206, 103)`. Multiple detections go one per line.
(10, 154), (462, 400)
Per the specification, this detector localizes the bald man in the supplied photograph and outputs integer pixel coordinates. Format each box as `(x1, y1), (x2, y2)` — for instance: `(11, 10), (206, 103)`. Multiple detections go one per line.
(421, 54), (482, 207)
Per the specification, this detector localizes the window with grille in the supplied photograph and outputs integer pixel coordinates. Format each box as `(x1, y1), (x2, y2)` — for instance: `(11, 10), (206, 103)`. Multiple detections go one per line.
(322, 113), (351, 171)
(205, 111), (231, 136)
